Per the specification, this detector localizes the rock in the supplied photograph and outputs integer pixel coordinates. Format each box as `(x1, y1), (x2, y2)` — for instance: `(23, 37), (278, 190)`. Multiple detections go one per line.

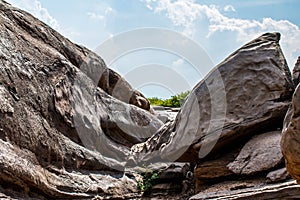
(292, 56), (300, 86)
(151, 106), (179, 123)
(0, 1), (151, 113)
(99, 68), (151, 111)
(194, 150), (238, 192)
(131, 32), (293, 164)
(266, 168), (290, 183)
(281, 83), (300, 183)
(152, 106), (166, 111)
(194, 131), (284, 193)
(0, 140), (140, 199)
(128, 162), (193, 198)
(154, 163), (191, 183)
(153, 109), (178, 123)
(190, 180), (300, 200)
(0, 0), (297, 199)
(227, 131), (283, 175)
(0, 1), (163, 198)
(0, 85), (14, 114)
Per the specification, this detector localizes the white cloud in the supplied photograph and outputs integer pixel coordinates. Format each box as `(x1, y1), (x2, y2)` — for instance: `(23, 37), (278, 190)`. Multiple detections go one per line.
(172, 58), (184, 66)
(224, 5), (236, 12)
(146, 4), (153, 10)
(142, 0), (300, 68)
(144, 0), (154, 10)
(104, 6), (113, 14)
(87, 12), (105, 21)
(87, 5), (113, 25)
(6, 0), (60, 30)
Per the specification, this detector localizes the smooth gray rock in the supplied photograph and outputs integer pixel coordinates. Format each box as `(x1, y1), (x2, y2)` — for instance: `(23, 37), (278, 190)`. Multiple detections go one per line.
(227, 131), (283, 175)
(131, 32), (294, 163)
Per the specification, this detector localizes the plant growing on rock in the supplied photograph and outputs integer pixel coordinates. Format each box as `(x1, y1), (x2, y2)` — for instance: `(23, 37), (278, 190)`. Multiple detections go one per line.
(137, 166), (160, 193)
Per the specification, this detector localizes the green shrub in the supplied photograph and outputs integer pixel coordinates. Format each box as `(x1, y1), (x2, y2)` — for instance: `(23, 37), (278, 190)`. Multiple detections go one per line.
(137, 171), (159, 192)
(148, 90), (190, 108)
(148, 97), (164, 106)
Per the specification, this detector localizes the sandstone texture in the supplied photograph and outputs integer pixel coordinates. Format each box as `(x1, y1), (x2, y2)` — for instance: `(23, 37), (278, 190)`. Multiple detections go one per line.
(281, 83), (300, 183)
(0, 1), (163, 198)
(227, 131), (283, 175)
(1, 0), (300, 199)
(131, 32), (294, 163)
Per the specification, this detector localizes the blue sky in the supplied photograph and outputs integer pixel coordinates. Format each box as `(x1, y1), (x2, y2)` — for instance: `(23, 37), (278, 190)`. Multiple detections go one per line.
(6, 0), (300, 98)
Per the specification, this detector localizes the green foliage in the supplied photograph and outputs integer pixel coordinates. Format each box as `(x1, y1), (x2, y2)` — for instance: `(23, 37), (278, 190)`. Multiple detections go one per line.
(176, 90), (191, 101)
(137, 171), (159, 192)
(137, 165), (160, 193)
(148, 90), (190, 108)
(148, 97), (164, 106)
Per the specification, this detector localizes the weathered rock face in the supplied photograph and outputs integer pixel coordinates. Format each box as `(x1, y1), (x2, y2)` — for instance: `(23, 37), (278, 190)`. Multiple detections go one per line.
(281, 83), (300, 183)
(1, 0), (300, 199)
(0, 2), (151, 113)
(194, 131), (285, 193)
(0, 0), (163, 198)
(98, 68), (151, 111)
(190, 180), (300, 200)
(292, 56), (300, 86)
(266, 167), (290, 183)
(227, 131), (283, 175)
(152, 106), (178, 123)
(131, 32), (294, 164)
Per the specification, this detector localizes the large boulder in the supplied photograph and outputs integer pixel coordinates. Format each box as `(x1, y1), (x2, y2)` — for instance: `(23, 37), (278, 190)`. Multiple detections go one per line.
(281, 83), (300, 183)
(193, 131), (285, 193)
(227, 131), (283, 175)
(0, 1), (151, 112)
(131, 32), (294, 163)
(0, 0), (163, 198)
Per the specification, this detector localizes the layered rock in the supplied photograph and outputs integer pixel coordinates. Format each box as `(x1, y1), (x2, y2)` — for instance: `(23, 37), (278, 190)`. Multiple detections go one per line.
(190, 180), (300, 200)
(131, 32), (294, 164)
(194, 131), (286, 192)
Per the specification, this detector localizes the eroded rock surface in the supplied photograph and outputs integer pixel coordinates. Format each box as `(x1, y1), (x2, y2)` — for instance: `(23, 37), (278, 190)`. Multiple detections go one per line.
(190, 180), (300, 200)
(227, 131), (283, 175)
(131, 32), (294, 164)
(0, 0), (162, 198)
(292, 56), (300, 86)
(281, 83), (300, 183)
(1, 0), (300, 199)
(266, 167), (290, 183)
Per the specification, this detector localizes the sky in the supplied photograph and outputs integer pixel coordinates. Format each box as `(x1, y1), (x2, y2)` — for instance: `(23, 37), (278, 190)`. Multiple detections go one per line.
(5, 0), (300, 98)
